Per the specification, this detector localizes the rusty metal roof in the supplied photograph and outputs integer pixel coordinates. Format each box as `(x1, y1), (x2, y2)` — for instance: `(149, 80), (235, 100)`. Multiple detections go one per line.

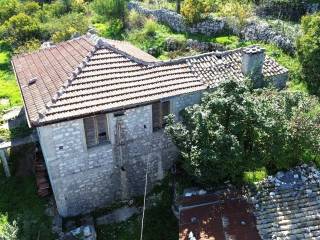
(12, 34), (288, 127)
(179, 190), (261, 240)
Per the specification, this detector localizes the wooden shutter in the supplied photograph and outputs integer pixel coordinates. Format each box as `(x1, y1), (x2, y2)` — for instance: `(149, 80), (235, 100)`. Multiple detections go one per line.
(161, 101), (170, 127)
(96, 114), (109, 143)
(84, 117), (97, 147)
(152, 102), (161, 131)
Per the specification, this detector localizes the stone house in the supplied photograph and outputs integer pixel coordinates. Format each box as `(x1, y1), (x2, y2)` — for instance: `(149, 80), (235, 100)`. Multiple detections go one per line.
(12, 34), (288, 217)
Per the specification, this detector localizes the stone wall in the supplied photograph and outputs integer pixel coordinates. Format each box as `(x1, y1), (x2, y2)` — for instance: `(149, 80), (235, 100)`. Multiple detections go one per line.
(38, 92), (202, 217)
(128, 2), (228, 36)
(241, 21), (295, 54)
(128, 1), (295, 54)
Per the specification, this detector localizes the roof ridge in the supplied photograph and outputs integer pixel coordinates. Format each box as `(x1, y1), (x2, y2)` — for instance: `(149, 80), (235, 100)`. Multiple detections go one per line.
(86, 33), (158, 66)
(154, 48), (244, 66)
(37, 41), (100, 122)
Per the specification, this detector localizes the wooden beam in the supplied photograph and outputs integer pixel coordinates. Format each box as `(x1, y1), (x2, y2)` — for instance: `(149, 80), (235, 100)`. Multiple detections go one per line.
(0, 149), (11, 177)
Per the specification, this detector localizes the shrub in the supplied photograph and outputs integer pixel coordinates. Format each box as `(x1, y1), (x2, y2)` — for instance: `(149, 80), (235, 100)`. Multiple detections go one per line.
(13, 39), (41, 55)
(91, 0), (126, 20)
(297, 13), (320, 95)
(0, 214), (18, 240)
(105, 19), (124, 39)
(143, 18), (158, 37)
(43, 13), (89, 43)
(166, 80), (320, 185)
(181, 0), (210, 24)
(19, 1), (41, 16)
(0, 0), (20, 24)
(127, 10), (146, 30)
(217, 0), (253, 29)
(0, 13), (41, 47)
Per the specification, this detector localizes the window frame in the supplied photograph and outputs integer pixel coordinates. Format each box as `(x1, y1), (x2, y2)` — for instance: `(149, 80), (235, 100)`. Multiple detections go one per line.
(152, 100), (171, 132)
(84, 114), (110, 148)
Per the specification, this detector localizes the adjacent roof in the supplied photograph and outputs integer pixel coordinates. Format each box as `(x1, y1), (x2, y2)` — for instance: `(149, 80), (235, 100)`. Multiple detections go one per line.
(12, 34), (288, 127)
(251, 165), (320, 239)
(179, 188), (261, 240)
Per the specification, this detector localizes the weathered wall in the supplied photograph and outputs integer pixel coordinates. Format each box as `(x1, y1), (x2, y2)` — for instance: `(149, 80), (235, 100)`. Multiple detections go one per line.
(38, 92), (201, 217)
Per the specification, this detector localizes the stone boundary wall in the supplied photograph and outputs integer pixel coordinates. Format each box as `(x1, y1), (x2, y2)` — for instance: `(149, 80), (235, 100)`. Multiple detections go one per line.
(128, 2), (228, 36)
(128, 1), (295, 54)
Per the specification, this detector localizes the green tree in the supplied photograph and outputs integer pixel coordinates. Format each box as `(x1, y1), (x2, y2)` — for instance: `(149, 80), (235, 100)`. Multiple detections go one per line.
(0, 13), (41, 47)
(0, 0), (20, 24)
(166, 80), (320, 185)
(297, 13), (320, 95)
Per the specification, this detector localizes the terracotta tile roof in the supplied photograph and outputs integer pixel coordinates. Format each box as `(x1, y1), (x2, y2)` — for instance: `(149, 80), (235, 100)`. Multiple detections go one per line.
(12, 34), (288, 127)
(251, 165), (320, 239)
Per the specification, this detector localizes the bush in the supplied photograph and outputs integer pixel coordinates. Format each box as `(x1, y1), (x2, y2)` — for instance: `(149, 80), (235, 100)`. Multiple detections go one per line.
(0, 214), (18, 240)
(13, 39), (41, 55)
(91, 0), (126, 20)
(166, 80), (320, 185)
(143, 18), (158, 37)
(105, 19), (124, 39)
(127, 10), (146, 30)
(217, 0), (253, 29)
(19, 1), (41, 16)
(181, 0), (210, 24)
(0, 13), (41, 47)
(43, 13), (89, 43)
(297, 13), (320, 95)
(0, 0), (20, 24)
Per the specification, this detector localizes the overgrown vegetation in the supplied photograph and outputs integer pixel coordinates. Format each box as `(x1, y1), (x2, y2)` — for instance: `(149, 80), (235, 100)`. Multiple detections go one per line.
(96, 176), (178, 240)
(297, 13), (320, 96)
(0, 144), (54, 240)
(166, 80), (320, 185)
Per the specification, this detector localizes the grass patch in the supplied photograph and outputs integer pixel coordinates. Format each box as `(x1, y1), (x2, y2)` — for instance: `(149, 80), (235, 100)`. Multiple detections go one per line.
(0, 145), (54, 240)
(0, 42), (22, 113)
(243, 167), (268, 185)
(96, 176), (178, 240)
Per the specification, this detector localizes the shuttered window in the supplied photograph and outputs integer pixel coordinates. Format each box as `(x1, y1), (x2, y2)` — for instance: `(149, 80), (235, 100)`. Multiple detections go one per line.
(84, 114), (109, 148)
(152, 101), (170, 131)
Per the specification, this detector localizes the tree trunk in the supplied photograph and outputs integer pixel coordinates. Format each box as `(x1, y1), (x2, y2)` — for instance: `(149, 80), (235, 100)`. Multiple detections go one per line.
(176, 0), (181, 14)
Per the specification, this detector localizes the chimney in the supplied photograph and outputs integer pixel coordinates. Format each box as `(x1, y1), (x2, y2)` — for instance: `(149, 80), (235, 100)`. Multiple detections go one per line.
(241, 46), (265, 88)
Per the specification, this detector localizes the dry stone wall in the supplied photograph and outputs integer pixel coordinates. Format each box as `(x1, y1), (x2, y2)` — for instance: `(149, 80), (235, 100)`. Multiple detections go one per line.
(128, 2), (295, 54)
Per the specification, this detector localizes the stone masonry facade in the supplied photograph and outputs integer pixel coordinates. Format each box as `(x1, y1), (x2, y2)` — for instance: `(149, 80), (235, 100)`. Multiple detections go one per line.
(37, 92), (202, 217)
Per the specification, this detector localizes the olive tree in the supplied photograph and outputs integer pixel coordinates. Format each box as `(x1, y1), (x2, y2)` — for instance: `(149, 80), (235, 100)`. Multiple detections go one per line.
(166, 80), (320, 185)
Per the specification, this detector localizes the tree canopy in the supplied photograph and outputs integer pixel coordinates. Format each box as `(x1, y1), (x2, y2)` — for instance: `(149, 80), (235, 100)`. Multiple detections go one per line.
(166, 80), (320, 185)
(297, 13), (320, 95)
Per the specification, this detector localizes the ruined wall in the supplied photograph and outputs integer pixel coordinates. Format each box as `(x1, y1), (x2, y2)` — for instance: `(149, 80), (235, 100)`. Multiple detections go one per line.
(38, 92), (202, 217)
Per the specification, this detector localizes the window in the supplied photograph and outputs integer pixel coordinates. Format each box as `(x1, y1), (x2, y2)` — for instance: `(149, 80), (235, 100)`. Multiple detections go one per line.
(152, 101), (170, 131)
(84, 114), (109, 148)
